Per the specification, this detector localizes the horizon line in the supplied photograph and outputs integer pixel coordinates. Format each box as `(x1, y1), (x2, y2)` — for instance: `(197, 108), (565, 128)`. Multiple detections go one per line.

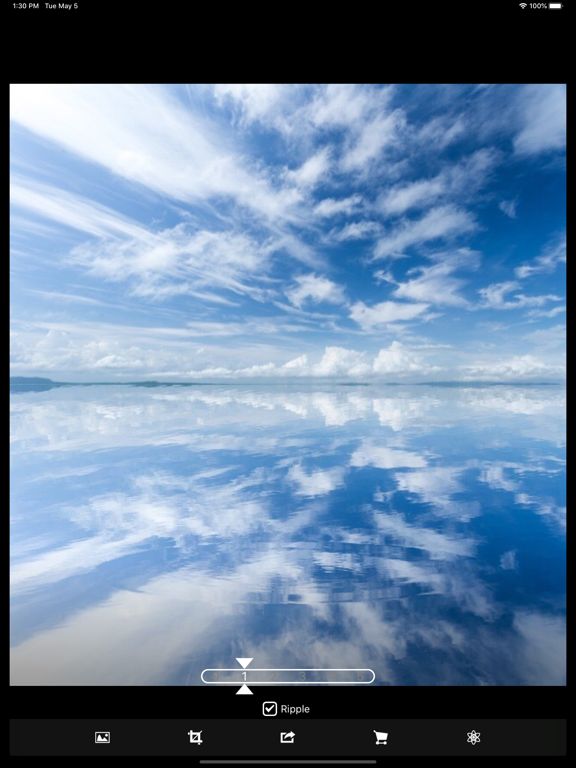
(9, 376), (565, 388)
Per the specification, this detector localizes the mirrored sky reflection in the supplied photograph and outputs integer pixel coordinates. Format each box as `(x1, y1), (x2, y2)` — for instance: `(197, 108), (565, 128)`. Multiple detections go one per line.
(10, 384), (565, 686)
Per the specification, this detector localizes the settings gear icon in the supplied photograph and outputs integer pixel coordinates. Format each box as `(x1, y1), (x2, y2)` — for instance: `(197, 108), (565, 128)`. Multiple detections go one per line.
(467, 730), (481, 746)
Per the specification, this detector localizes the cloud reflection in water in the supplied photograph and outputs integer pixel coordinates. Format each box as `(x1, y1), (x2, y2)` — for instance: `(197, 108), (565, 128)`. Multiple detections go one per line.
(10, 384), (565, 685)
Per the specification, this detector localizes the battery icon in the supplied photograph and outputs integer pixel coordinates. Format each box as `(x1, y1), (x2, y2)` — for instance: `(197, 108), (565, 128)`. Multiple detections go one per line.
(549, 3), (562, 7)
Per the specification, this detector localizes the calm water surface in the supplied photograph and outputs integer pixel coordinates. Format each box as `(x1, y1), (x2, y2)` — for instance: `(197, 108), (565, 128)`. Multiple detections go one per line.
(10, 384), (566, 686)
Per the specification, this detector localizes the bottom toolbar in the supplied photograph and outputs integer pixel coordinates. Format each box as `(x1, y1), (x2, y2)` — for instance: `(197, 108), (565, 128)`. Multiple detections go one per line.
(10, 719), (565, 757)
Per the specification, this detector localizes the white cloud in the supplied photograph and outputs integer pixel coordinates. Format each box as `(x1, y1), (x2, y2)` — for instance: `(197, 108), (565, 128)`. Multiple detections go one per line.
(514, 494), (566, 532)
(214, 83), (403, 177)
(332, 221), (382, 241)
(396, 466), (480, 521)
(461, 355), (565, 381)
(25, 290), (105, 306)
(10, 84), (302, 224)
(459, 387), (565, 417)
(183, 320), (312, 337)
(341, 109), (406, 171)
(314, 195), (363, 218)
(150, 343), (442, 381)
(214, 83), (292, 128)
(373, 205), (477, 260)
(239, 83), (405, 172)
(310, 393), (372, 427)
(417, 115), (466, 149)
(287, 463), (346, 497)
(283, 354), (308, 371)
(10, 177), (320, 302)
(285, 273), (347, 308)
(373, 268), (396, 285)
(479, 281), (562, 310)
(514, 84), (566, 156)
(526, 306), (566, 320)
(515, 233), (566, 279)
(379, 149), (498, 217)
(350, 441), (427, 469)
(11, 176), (148, 240)
(373, 341), (431, 375)
(188, 291), (240, 307)
(381, 178), (445, 217)
(512, 611), (566, 685)
(10, 467), (274, 594)
(371, 396), (438, 431)
(13, 323), (565, 383)
(392, 249), (479, 308)
(499, 199), (517, 219)
(481, 465), (520, 493)
(309, 84), (388, 129)
(10, 321), (316, 377)
(349, 301), (429, 331)
(286, 147), (331, 188)
(11, 175), (328, 307)
(372, 510), (476, 559)
(71, 224), (279, 302)
(500, 550), (518, 570)
(312, 347), (371, 377)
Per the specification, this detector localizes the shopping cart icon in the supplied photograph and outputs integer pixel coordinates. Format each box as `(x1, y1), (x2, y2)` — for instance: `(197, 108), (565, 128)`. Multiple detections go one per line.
(374, 730), (388, 745)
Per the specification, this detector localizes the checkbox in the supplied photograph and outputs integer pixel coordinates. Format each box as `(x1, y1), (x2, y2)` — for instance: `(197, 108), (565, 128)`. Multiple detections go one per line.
(263, 701), (277, 716)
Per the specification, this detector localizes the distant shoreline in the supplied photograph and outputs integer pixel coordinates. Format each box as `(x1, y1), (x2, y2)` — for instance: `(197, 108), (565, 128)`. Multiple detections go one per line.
(10, 376), (565, 392)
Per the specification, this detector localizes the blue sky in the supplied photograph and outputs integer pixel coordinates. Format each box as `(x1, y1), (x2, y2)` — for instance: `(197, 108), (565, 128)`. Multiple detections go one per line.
(9, 84), (566, 382)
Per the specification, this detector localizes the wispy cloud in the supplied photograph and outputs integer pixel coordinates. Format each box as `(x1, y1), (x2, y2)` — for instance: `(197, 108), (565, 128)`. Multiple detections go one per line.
(514, 84), (566, 156)
(350, 441), (427, 469)
(373, 205), (477, 260)
(314, 195), (363, 218)
(461, 355), (565, 381)
(379, 149), (498, 217)
(214, 83), (296, 130)
(11, 176), (148, 239)
(10, 84), (303, 224)
(25, 290), (105, 306)
(349, 301), (430, 331)
(499, 199), (518, 219)
(479, 281), (562, 310)
(331, 220), (382, 242)
(515, 233), (566, 279)
(391, 248), (480, 308)
(285, 273), (347, 308)
(287, 463), (346, 497)
(341, 108), (406, 171)
(526, 305), (566, 320)
(285, 147), (331, 189)
(71, 226), (280, 303)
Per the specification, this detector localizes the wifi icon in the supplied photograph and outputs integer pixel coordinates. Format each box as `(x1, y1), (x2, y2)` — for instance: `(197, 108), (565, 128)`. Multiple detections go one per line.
(519, 2), (527, 7)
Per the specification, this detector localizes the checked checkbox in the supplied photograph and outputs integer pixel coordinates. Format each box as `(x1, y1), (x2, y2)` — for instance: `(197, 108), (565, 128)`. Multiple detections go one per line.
(263, 701), (278, 716)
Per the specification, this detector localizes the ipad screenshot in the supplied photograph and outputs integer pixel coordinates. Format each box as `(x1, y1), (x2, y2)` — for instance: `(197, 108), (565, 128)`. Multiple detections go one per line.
(9, 28), (567, 765)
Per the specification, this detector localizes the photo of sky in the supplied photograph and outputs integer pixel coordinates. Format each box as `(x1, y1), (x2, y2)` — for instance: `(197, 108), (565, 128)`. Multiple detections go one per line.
(10, 84), (565, 688)
(10, 84), (565, 382)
